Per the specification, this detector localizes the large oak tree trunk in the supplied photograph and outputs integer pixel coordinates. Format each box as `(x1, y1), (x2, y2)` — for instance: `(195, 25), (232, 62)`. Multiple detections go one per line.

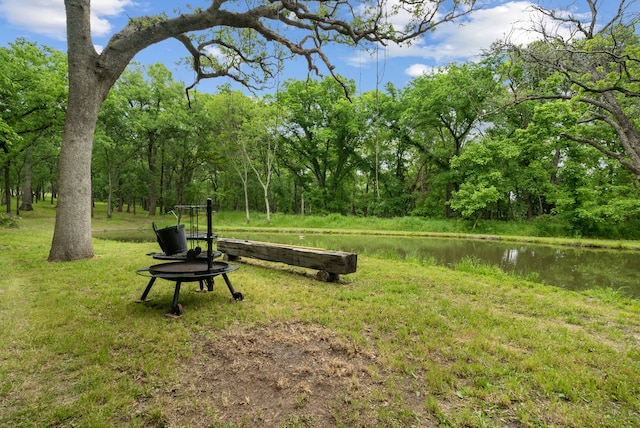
(49, 0), (114, 261)
(48, 74), (105, 261)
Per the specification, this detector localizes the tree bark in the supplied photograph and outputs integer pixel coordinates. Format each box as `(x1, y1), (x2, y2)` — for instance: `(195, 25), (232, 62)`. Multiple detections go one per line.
(243, 167), (250, 225)
(49, 0), (114, 261)
(147, 139), (158, 216)
(3, 161), (10, 214)
(19, 149), (33, 211)
(107, 172), (113, 218)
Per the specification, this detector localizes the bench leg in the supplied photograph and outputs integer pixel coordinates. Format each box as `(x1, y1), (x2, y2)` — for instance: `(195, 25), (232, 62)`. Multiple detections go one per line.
(316, 271), (340, 282)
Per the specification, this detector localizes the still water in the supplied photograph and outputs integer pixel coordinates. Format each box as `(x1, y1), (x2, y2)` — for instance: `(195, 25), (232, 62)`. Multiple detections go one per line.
(96, 230), (640, 298)
(223, 232), (640, 299)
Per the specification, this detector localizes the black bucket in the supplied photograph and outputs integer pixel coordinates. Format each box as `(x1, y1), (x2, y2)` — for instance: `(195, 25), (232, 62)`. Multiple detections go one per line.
(154, 223), (187, 255)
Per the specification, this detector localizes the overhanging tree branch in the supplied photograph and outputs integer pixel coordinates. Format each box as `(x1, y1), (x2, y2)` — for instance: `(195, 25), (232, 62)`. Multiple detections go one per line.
(495, 0), (640, 181)
(105, 1), (478, 97)
(560, 131), (640, 177)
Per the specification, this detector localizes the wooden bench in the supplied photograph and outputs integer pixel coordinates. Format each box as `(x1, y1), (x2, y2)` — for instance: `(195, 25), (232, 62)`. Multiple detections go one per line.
(216, 238), (357, 282)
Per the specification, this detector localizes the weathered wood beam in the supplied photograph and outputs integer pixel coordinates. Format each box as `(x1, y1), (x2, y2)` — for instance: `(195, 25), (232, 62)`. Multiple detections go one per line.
(217, 238), (357, 282)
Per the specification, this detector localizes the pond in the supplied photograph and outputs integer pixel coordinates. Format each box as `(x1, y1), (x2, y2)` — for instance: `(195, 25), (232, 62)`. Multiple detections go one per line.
(95, 229), (640, 299)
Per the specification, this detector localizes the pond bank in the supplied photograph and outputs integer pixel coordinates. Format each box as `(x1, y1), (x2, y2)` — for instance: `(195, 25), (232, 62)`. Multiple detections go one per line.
(214, 226), (640, 251)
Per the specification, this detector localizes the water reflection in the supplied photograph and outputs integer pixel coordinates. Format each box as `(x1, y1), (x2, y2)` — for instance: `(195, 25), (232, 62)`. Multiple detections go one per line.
(502, 248), (519, 266)
(224, 232), (640, 299)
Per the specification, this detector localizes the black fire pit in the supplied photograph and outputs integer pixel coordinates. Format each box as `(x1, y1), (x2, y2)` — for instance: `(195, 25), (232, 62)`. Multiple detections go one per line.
(136, 199), (242, 315)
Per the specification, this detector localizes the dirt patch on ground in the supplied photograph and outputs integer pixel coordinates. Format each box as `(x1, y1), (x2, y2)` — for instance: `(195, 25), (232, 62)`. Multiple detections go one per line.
(147, 321), (432, 427)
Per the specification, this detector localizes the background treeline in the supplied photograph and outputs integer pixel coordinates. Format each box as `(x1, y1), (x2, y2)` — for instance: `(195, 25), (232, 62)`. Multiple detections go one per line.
(2, 30), (640, 238)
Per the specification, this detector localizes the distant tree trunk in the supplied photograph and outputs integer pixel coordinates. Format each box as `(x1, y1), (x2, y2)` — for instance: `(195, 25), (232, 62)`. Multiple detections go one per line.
(445, 182), (454, 218)
(243, 168), (250, 225)
(106, 172), (113, 218)
(50, 181), (56, 204)
(525, 192), (533, 220)
(263, 186), (271, 224)
(14, 185), (20, 216)
(3, 159), (10, 214)
(249, 160), (273, 224)
(147, 140), (158, 215)
(117, 186), (123, 212)
(473, 212), (481, 230)
(19, 150), (34, 211)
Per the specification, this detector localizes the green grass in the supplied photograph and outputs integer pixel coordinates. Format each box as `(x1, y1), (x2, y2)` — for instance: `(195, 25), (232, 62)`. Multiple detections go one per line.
(1, 203), (640, 426)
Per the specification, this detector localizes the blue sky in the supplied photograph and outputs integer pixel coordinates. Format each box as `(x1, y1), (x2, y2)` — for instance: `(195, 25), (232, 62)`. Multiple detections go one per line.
(0, 0), (585, 94)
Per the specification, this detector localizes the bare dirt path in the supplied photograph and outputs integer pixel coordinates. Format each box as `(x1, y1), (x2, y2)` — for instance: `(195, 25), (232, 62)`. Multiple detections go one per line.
(146, 321), (432, 427)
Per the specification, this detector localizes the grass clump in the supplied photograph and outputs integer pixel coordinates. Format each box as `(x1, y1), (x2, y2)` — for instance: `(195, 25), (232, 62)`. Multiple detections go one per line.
(0, 212), (18, 228)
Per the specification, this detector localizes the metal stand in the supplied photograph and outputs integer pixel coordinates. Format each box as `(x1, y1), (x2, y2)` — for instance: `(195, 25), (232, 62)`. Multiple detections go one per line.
(136, 198), (242, 315)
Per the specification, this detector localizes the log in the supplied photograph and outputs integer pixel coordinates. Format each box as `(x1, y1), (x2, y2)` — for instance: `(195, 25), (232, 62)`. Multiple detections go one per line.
(217, 238), (357, 281)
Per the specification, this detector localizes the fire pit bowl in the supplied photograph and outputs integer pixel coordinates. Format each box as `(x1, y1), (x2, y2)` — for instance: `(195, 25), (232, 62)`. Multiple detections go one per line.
(148, 260), (229, 275)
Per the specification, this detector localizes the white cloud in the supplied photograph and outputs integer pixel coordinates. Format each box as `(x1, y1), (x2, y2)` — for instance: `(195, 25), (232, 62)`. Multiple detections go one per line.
(345, 1), (542, 83)
(0, 0), (67, 40)
(349, 0), (563, 75)
(0, 0), (132, 40)
(398, 1), (543, 63)
(344, 47), (378, 68)
(92, 0), (133, 15)
(204, 44), (223, 59)
(405, 63), (435, 77)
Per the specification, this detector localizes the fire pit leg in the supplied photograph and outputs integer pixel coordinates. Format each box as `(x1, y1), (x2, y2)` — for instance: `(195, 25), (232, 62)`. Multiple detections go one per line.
(222, 273), (244, 301)
(139, 277), (157, 302)
(196, 278), (214, 292)
(171, 282), (183, 315)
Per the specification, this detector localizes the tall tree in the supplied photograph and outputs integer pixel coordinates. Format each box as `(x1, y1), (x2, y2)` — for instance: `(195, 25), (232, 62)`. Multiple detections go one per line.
(214, 88), (255, 224)
(49, 0), (478, 261)
(0, 39), (66, 213)
(449, 137), (518, 227)
(243, 96), (280, 223)
(497, 0), (640, 180)
(401, 62), (499, 217)
(349, 86), (412, 216)
(115, 64), (186, 215)
(278, 77), (363, 213)
(94, 77), (139, 218)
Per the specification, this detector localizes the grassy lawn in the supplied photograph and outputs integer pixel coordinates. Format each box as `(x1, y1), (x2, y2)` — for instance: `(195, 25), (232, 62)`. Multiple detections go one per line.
(1, 204), (639, 427)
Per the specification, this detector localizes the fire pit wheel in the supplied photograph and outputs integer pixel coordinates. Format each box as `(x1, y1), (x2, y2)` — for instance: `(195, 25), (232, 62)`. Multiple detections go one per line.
(233, 291), (244, 301)
(172, 303), (184, 315)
